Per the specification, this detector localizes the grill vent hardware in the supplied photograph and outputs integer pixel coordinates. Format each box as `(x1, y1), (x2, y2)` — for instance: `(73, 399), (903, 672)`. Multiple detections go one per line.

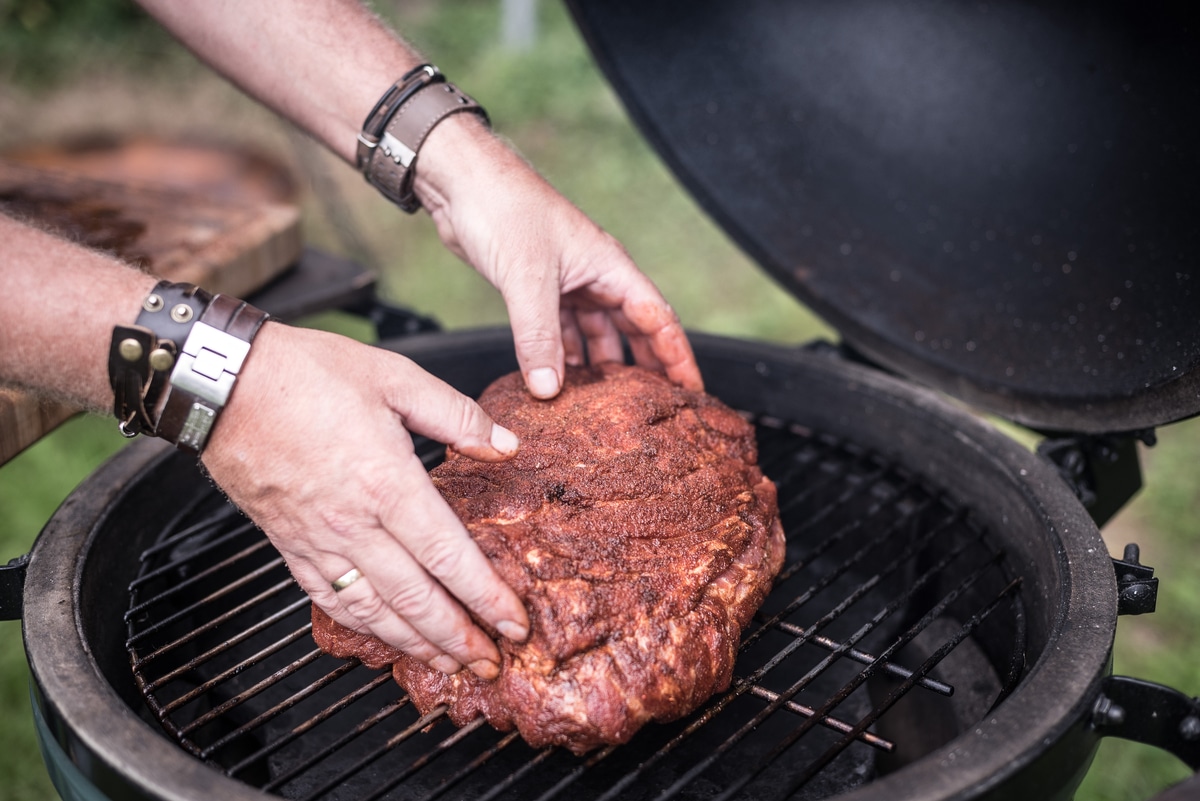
(1112, 543), (1160, 617)
(125, 416), (1027, 800)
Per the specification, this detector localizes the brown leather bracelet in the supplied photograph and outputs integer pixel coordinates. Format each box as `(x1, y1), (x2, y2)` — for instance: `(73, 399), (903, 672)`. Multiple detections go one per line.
(155, 294), (270, 455)
(356, 63), (441, 173)
(109, 281), (213, 437)
(359, 65), (489, 213)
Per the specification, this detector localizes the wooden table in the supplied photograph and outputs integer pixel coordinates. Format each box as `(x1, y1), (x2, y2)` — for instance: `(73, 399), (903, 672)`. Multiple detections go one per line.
(1, 140), (303, 465)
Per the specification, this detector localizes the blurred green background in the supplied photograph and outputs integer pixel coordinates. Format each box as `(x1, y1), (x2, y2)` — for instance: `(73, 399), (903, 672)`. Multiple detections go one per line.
(1, 2), (1197, 800)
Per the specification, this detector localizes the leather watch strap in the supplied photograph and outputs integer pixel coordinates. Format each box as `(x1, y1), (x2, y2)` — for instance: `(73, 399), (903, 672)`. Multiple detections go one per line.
(362, 79), (487, 212)
(356, 64), (440, 173)
(156, 295), (270, 455)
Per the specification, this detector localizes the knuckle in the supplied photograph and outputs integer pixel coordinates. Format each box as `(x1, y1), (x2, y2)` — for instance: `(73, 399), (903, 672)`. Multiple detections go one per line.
(515, 327), (559, 352)
(416, 536), (470, 584)
(452, 397), (489, 439)
(384, 579), (439, 621)
(340, 591), (389, 623)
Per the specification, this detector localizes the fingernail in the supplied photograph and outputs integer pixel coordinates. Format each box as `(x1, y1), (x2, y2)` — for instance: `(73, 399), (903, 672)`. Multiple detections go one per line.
(496, 620), (529, 642)
(468, 658), (500, 681)
(430, 654), (462, 675)
(490, 423), (519, 454)
(528, 367), (559, 399)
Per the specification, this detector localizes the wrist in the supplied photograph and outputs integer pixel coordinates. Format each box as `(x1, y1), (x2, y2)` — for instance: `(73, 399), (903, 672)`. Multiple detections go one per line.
(410, 112), (506, 214)
(199, 319), (281, 470)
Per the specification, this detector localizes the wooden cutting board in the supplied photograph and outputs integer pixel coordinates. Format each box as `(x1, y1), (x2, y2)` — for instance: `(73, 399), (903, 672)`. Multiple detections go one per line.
(0, 138), (303, 466)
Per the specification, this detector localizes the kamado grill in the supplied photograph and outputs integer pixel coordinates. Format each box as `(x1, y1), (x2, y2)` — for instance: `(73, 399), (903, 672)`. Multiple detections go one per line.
(4, 1), (1200, 799)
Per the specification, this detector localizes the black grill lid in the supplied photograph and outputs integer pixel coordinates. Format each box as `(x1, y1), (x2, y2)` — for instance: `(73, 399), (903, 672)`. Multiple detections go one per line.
(567, 0), (1200, 433)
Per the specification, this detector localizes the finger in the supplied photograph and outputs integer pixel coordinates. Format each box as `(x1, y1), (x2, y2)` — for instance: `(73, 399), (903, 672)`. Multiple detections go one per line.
(620, 293), (704, 392)
(290, 556), (460, 674)
(345, 531), (503, 679)
(560, 308), (586, 367)
(380, 454), (531, 650)
(386, 355), (519, 462)
(576, 308), (626, 365)
(497, 269), (566, 399)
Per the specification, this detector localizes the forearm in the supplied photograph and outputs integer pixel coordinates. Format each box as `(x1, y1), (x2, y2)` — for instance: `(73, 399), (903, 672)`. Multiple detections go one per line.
(133, 0), (423, 165)
(0, 214), (157, 412)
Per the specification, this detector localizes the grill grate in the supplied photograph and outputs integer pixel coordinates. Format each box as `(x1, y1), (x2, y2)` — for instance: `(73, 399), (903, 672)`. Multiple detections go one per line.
(126, 416), (1025, 800)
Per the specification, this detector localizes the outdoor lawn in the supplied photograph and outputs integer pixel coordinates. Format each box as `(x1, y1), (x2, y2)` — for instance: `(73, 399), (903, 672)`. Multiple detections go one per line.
(2, 2), (1197, 800)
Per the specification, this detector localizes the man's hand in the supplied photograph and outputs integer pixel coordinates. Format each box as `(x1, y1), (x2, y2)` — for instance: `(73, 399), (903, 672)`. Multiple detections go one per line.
(201, 323), (530, 679)
(414, 118), (705, 400)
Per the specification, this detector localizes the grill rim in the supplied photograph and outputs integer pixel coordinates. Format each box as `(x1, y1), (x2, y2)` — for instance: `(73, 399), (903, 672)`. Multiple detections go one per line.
(21, 330), (1116, 801)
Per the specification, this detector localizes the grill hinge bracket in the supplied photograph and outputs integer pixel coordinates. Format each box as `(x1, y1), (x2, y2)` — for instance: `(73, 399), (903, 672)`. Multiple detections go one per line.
(1093, 675), (1200, 770)
(1035, 429), (1152, 528)
(0, 552), (30, 621)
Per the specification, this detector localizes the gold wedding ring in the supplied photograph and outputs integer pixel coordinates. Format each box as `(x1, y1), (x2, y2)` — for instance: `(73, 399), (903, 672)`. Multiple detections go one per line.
(331, 567), (364, 592)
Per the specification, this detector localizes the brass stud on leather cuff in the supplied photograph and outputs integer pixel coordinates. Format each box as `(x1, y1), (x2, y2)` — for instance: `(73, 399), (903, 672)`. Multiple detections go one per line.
(109, 280), (267, 456)
(118, 338), (144, 362)
(149, 347), (175, 372)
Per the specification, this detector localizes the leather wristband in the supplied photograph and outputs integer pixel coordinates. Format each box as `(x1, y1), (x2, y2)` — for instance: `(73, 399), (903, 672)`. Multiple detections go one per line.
(110, 281), (213, 437)
(358, 64), (489, 213)
(155, 294), (270, 455)
(109, 281), (268, 456)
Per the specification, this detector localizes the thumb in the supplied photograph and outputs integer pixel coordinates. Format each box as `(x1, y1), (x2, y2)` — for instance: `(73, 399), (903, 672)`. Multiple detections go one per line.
(388, 357), (519, 461)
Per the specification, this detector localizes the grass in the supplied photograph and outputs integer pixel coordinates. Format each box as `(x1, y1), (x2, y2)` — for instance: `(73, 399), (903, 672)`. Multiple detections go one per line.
(1, 2), (1198, 800)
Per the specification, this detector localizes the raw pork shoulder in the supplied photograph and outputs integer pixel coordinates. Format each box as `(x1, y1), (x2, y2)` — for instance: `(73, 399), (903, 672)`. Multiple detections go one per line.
(312, 363), (784, 754)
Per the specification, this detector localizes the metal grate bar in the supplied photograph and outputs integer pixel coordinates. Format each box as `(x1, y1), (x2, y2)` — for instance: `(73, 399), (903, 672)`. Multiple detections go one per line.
(469, 746), (558, 801)
(414, 731), (523, 801)
(200, 657), (362, 760)
(752, 429), (848, 496)
(126, 537), (273, 620)
(783, 628), (954, 696)
(746, 685), (893, 751)
(131, 518), (257, 590)
(261, 695), (413, 792)
(178, 648), (325, 736)
(532, 747), (619, 801)
(161, 624), (315, 716)
(778, 457), (894, 528)
(136, 595), (311, 688)
(781, 578), (1024, 798)
(740, 496), (943, 657)
(296, 705), (451, 801)
(225, 670), (394, 777)
(711, 553), (1006, 801)
(126, 575), (297, 655)
(135, 499), (238, 563)
(591, 509), (970, 801)
(658, 538), (995, 801)
(775, 477), (923, 589)
(360, 716), (490, 801)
